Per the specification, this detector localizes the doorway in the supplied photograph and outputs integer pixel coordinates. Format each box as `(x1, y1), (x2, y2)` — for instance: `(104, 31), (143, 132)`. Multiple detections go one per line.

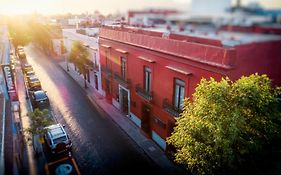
(141, 104), (151, 135)
(119, 86), (130, 115)
(105, 79), (112, 103)
(94, 73), (98, 90)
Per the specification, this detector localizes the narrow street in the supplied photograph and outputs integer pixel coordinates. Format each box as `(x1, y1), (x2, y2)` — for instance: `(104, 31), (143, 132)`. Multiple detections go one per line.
(21, 45), (166, 175)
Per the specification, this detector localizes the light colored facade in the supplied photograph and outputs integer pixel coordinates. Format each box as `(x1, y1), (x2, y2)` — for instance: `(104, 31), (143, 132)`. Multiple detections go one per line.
(191, 0), (231, 16)
(52, 39), (63, 56)
(63, 28), (102, 95)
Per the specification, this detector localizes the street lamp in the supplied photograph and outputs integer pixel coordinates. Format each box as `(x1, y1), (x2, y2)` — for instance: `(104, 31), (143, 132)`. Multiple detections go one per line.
(84, 64), (88, 89)
(66, 56), (69, 72)
(64, 37), (69, 71)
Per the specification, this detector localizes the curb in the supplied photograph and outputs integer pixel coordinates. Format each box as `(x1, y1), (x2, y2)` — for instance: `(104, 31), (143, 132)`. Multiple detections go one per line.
(0, 97), (6, 175)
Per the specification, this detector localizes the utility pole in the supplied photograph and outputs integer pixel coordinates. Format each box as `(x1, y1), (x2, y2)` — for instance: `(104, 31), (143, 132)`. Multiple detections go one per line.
(84, 65), (88, 88)
(63, 37), (69, 71)
(84, 73), (88, 88)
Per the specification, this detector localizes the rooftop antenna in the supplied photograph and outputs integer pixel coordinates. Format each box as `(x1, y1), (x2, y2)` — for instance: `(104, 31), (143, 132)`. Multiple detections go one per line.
(237, 0), (241, 8)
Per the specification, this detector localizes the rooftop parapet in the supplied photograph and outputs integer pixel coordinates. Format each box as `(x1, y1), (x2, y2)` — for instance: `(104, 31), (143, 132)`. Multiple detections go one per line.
(100, 26), (237, 69)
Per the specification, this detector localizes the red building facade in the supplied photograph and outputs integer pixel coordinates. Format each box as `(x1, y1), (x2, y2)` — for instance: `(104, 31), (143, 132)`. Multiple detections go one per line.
(99, 26), (281, 150)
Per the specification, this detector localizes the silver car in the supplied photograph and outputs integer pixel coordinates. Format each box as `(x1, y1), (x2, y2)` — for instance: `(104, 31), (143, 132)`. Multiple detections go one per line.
(44, 123), (72, 154)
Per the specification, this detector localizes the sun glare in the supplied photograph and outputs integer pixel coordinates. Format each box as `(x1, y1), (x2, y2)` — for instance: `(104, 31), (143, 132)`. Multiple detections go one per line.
(0, 0), (281, 16)
(0, 0), (59, 15)
(0, 0), (39, 15)
(2, 5), (37, 15)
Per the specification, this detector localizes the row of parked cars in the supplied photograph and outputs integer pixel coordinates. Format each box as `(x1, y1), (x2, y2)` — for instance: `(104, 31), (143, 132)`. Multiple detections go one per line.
(16, 46), (27, 60)
(18, 47), (72, 157)
(22, 63), (50, 109)
(21, 60), (72, 155)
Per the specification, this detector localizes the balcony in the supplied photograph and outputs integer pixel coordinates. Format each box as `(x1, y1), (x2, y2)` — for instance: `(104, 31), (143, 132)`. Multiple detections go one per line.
(113, 72), (130, 89)
(162, 99), (182, 117)
(101, 65), (112, 77)
(135, 84), (153, 102)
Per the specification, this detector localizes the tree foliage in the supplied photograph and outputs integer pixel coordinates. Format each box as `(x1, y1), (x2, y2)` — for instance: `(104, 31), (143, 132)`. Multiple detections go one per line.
(167, 74), (281, 174)
(69, 41), (90, 75)
(26, 108), (53, 137)
(7, 18), (31, 48)
(29, 22), (53, 54)
(7, 16), (53, 54)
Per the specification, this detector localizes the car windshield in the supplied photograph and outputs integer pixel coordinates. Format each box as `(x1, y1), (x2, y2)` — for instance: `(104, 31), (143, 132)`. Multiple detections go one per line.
(26, 71), (35, 76)
(34, 91), (47, 100)
(53, 136), (67, 144)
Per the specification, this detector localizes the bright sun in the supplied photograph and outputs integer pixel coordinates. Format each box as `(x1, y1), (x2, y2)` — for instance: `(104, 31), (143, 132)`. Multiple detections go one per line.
(3, 6), (37, 15)
(0, 0), (59, 15)
(0, 0), (38, 15)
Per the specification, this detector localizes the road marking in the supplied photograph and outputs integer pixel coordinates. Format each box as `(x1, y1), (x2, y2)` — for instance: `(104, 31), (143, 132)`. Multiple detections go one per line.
(0, 99), (6, 175)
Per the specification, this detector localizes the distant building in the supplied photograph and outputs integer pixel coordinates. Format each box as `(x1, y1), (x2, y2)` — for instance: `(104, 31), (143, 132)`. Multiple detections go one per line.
(98, 25), (281, 151)
(127, 9), (178, 27)
(48, 24), (64, 57)
(191, 0), (231, 16)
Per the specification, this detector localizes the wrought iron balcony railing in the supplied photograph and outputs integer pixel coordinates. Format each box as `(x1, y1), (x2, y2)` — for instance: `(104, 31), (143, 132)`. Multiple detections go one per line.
(162, 98), (182, 117)
(113, 72), (130, 88)
(135, 84), (153, 101)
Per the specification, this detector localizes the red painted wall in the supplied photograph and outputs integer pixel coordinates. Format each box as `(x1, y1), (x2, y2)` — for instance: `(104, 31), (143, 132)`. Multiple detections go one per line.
(228, 41), (281, 86)
(99, 38), (226, 140)
(220, 25), (281, 35)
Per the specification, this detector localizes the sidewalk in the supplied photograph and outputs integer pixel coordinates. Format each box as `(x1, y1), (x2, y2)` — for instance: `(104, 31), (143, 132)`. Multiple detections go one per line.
(0, 94), (5, 175)
(0, 29), (20, 175)
(58, 61), (186, 175)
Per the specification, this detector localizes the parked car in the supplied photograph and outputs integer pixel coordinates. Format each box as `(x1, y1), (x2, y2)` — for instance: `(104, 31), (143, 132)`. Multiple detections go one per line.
(16, 46), (24, 54)
(25, 70), (36, 78)
(22, 64), (33, 74)
(10, 58), (16, 71)
(18, 51), (26, 59)
(29, 90), (49, 108)
(44, 123), (72, 154)
(27, 75), (41, 91)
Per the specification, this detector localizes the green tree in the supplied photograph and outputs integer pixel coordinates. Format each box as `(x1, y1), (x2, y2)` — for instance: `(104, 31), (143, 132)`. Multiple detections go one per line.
(29, 22), (53, 54)
(167, 74), (281, 175)
(26, 109), (53, 152)
(26, 108), (53, 136)
(69, 41), (91, 87)
(7, 18), (31, 49)
(7, 16), (53, 54)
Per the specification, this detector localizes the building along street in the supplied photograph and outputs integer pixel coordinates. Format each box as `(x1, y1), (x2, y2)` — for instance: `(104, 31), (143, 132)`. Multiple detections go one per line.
(21, 44), (167, 175)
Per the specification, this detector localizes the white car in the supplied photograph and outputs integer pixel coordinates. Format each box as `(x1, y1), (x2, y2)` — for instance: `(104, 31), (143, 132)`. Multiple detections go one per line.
(44, 123), (72, 154)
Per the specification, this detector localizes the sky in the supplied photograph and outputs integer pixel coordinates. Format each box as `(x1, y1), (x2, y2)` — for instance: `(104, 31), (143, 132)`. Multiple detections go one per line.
(0, 0), (280, 15)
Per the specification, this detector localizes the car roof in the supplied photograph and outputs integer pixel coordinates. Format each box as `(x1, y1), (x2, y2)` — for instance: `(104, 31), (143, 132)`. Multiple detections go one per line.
(26, 71), (35, 74)
(46, 124), (67, 139)
(33, 90), (46, 96)
(28, 75), (39, 81)
(34, 90), (45, 94)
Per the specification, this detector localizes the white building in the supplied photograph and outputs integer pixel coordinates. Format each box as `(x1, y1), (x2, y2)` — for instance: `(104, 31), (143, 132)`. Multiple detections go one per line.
(63, 28), (102, 95)
(191, 0), (232, 16)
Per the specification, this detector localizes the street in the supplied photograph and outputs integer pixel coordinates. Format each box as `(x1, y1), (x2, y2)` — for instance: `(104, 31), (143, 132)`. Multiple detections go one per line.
(22, 45), (166, 175)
